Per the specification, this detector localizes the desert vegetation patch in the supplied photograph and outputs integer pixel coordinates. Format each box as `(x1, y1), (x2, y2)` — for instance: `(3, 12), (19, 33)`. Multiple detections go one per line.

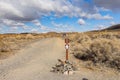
(70, 32), (120, 71)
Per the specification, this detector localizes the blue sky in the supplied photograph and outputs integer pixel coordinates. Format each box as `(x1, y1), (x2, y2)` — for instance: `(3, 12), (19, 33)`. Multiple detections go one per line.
(0, 0), (120, 33)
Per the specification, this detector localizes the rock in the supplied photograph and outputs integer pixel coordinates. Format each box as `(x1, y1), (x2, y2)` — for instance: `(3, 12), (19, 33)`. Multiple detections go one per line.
(51, 59), (74, 75)
(82, 78), (88, 80)
(63, 71), (69, 75)
(68, 71), (73, 75)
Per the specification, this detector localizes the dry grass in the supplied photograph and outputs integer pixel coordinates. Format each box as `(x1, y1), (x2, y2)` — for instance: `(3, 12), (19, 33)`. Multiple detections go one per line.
(0, 33), (62, 59)
(0, 40), (11, 52)
(69, 32), (120, 71)
(1, 31), (120, 71)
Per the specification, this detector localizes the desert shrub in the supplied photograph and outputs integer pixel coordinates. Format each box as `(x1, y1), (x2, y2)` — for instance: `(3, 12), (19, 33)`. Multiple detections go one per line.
(69, 33), (91, 42)
(0, 40), (11, 52)
(89, 32), (117, 40)
(25, 34), (34, 39)
(77, 34), (91, 43)
(71, 33), (120, 71)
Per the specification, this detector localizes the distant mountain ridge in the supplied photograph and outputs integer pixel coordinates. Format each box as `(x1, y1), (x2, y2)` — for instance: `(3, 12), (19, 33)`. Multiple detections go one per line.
(104, 24), (120, 30)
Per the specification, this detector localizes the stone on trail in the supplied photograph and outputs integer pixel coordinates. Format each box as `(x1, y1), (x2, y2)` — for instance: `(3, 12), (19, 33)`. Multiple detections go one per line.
(51, 59), (74, 75)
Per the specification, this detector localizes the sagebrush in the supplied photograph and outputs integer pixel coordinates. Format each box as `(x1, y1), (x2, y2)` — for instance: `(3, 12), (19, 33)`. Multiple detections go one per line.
(70, 32), (120, 71)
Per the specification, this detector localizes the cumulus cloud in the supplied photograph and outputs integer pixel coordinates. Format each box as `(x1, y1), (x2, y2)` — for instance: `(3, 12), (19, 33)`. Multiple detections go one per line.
(77, 19), (86, 25)
(22, 26), (30, 30)
(0, 0), (81, 21)
(52, 21), (68, 28)
(0, 27), (2, 30)
(32, 19), (53, 32)
(95, 25), (106, 30)
(0, 19), (31, 33)
(0, 1), (23, 19)
(0, 0), (113, 21)
(30, 28), (39, 33)
(0, 0), (115, 33)
(94, 6), (110, 12)
(70, 0), (94, 12)
(0, 19), (27, 28)
(72, 0), (120, 12)
(87, 14), (113, 20)
(32, 20), (42, 26)
(94, 0), (120, 11)
(110, 21), (116, 25)
(52, 21), (75, 32)
(0, 0), (81, 33)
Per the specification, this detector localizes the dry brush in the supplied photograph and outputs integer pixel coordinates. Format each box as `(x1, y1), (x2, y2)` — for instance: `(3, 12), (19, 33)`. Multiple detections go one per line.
(70, 32), (120, 71)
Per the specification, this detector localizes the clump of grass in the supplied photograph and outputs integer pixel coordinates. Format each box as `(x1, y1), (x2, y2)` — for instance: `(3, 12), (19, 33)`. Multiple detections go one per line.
(70, 32), (120, 71)
(0, 40), (11, 52)
(0, 33), (61, 59)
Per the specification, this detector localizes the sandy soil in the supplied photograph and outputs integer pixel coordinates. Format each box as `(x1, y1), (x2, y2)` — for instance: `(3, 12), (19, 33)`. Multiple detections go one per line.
(0, 38), (119, 80)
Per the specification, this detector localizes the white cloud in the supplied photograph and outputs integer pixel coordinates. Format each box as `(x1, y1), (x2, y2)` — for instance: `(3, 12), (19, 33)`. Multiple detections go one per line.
(95, 25), (106, 30)
(0, 19), (27, 28)
(77, 19), (86, 25)
(100, 7), (110, 11)
(32, 20), (42, 26)
(94, 0), (120, 11)
(11, 26), (18, 30)
(52, 21), (75, 32)
(72, 0), (120, 12)
(0, 0), (81, 21)
(0, 0), (114, 33)
(110, 21), (116, 25)
(31, 28), (39, 33)
(0, 1), (23, 18)
(0, 0), (113, 21)
(103, 15), (113, 20)
(94, 6), (110, 12)
(94, 6), (99, 12)
(87, 14), (113, 20)
(22, 26), (30, 30)
(0, 27), (2, 30)
(52, 21), (65, 28)
(32, 19), (53, 32)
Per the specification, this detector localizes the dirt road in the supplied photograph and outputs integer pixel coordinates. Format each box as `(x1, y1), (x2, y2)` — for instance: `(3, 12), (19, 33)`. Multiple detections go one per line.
(0, 38), (119, 80)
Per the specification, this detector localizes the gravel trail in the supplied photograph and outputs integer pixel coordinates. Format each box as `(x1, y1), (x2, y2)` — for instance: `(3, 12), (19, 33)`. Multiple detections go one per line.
(0, 38), (119, 80)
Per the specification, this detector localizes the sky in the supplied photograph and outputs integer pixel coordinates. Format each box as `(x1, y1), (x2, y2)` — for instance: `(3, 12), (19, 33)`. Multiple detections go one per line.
(0, 0), (120, 33)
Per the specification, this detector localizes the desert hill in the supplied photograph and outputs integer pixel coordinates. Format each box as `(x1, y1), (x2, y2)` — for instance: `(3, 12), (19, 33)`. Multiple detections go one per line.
(103, 24), (120, 31)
